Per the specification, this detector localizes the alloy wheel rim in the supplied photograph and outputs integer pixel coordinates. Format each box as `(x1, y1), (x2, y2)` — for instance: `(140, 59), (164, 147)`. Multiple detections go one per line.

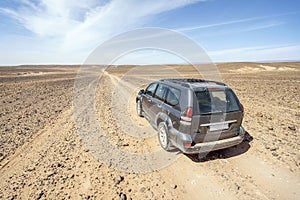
(137, 101), (141, 114)
(159, 126), (167, 147)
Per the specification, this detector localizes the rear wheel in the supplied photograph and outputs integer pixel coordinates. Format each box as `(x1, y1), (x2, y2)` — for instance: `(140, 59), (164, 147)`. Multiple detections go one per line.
(136, 100), (143, 117)
(158, 122), (171, 151)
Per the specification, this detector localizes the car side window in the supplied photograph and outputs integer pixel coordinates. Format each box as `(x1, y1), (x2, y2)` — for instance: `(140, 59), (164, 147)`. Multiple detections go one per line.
(154, 84), (167, 101)
(145, 83), (157, 96)
(166, 87), (180, 106)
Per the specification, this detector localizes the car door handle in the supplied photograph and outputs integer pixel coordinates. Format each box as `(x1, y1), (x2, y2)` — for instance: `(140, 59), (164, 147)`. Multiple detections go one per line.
(147, 97), (152, 102)
(157, 104), (162, 108)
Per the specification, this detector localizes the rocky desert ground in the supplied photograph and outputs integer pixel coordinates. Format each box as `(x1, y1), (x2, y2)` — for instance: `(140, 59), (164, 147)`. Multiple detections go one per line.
(0, 62), (299, 199)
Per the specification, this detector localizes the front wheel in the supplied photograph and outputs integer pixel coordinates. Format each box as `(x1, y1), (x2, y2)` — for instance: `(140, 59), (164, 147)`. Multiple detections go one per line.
(158, 122), (171, 151)
(136, 99), (143, 117)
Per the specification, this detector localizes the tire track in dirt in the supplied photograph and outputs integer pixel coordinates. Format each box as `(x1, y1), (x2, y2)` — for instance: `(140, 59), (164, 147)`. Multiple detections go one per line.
(226, 153), (300, 200)
(0, 108), (73, 174)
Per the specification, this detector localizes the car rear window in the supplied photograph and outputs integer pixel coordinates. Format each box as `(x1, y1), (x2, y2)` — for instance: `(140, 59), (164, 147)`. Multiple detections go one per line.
(195, 88), (240, 114)
(165, 87), (180, 106)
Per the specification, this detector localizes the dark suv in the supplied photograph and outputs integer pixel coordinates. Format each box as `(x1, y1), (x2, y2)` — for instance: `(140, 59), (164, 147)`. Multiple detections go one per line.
(136, 79), (245, 154)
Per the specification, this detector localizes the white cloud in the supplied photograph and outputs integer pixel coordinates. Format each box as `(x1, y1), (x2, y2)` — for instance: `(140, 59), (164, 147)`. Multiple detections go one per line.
(176, 16), (265, 32)
(239, 22), (284, 32)
(1, 1), (298, 65)
(176, 11), (299, 33)
(0, 0), (200, 54)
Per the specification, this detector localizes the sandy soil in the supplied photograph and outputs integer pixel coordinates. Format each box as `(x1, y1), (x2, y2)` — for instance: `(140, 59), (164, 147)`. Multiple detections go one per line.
(0, 63), (299, 199)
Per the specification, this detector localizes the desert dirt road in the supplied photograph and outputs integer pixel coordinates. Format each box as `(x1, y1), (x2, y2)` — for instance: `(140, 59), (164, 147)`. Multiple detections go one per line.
(0, 63), (299, 199)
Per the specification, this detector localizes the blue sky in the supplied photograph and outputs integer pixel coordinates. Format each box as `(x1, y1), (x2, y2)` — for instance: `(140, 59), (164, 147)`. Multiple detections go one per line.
(0, 0), (299, 65)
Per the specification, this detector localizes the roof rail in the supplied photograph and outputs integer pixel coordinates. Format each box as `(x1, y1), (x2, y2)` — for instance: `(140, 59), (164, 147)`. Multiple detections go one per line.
(161, 78), (226, 86)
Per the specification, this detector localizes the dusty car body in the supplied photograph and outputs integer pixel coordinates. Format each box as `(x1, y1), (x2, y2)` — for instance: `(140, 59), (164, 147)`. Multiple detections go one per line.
(136, 79), (245, 154)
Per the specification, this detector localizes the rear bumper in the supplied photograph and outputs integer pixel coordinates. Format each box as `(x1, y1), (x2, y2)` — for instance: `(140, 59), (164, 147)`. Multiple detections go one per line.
(171, 126), (245, 154)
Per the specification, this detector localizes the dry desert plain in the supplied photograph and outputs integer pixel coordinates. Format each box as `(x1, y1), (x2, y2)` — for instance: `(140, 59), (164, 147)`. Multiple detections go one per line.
(0, 62), (299, 199)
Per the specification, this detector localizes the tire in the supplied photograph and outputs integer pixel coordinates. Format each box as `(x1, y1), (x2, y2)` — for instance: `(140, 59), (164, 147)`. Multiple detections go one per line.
(136, 100), (143, 117)
(158, 122), (171, 151)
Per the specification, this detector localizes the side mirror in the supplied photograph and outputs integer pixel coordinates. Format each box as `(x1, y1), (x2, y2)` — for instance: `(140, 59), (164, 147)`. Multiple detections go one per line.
(138, 89), (145, 95)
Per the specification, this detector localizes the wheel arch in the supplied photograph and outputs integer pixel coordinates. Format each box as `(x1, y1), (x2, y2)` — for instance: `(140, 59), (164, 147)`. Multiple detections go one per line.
(136, 96), (140, 102)
(155, 112), (173, 130)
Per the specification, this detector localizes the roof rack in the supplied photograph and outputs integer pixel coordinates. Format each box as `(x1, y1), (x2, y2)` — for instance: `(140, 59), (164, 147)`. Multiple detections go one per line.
(161, 78), (226, 86)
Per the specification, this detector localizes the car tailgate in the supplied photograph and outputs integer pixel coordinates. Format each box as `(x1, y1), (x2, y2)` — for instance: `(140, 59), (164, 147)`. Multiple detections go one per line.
(190, 111), (243, 143)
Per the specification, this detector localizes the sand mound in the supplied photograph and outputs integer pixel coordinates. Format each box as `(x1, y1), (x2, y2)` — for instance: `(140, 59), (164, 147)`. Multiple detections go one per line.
(232, 64), (297, 73)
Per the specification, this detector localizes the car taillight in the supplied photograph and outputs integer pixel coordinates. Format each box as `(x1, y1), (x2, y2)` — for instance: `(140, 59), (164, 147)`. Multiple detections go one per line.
(186, 107), (193, 118)
(183, 142), (192, 147)
(180, 107), (193, 125)
(240, 103), (244, 113)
